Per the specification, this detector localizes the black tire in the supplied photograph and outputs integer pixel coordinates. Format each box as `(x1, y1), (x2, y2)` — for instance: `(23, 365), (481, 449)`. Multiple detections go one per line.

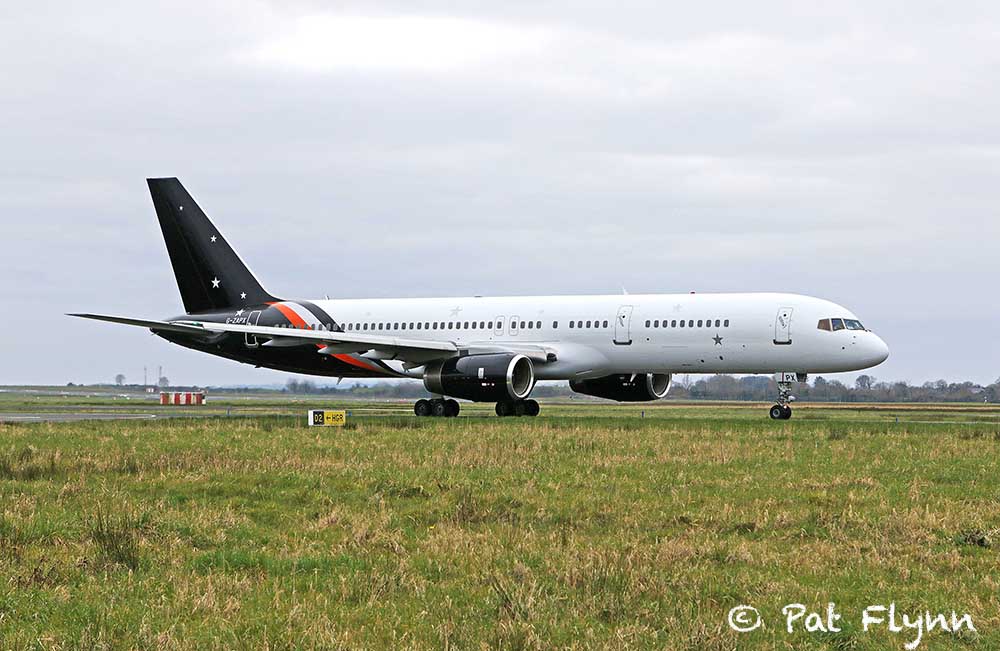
(414, 399), (431, 417)
(513, 401), (527, 417)
(781, 406), (793, 420)
(496, 401), (511, 417)
(432, 400), (448, 417)
(524, 399), (540, 417)
(769, 405), (784, 420)
(445, 399), (460, 417)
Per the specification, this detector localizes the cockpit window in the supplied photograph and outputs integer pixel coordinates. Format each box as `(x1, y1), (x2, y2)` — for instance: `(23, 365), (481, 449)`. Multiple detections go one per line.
(817, 319), (831, 331)
(844, 319), (865, 330)
(831, 318), (845, 331)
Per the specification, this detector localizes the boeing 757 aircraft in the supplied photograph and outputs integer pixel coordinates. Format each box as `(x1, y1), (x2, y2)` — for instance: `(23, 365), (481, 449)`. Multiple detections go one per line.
(72, 179), (889, 419)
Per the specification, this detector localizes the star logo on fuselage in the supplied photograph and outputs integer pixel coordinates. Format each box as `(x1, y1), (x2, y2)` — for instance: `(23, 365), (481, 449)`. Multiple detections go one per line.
(450, 306), (462, 316)
(235, 309), (244, 316)
(712, 334), (724, 346)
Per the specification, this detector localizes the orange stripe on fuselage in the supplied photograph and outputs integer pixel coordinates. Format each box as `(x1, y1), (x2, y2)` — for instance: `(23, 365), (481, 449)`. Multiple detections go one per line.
(271, 302), (387, 375)
(272, 302), (307, 328)
(332, 354), (385, 373)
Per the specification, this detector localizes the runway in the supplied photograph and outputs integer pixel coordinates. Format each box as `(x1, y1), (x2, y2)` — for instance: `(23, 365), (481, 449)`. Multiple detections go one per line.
(0, 412), (165, 423)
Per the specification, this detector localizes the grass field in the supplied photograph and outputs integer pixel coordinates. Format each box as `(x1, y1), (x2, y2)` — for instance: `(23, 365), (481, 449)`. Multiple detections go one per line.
(2, 402), (1000, 650)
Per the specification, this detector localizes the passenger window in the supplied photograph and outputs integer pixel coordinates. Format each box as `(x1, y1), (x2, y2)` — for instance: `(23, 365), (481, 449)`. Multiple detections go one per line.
(527, 321), (533, 329)
(817, 319), (832, 331)
(553, 321), (559, 328)
(537, 321), (541, 329)
(520, 321), (526, 329)
(832, 318), (845, 331)
(697, 320), (703, 327)
(464, 321), (469, 329)
(724, 319), (730, 327)
(653, 320), (659, 327)
(394, 323), (399, 330)
(679, 320), (685, 328)
(488, 321), (494, 329)
(715, 319), (720, 327)
(587, 321), (592, 328)
(603, 320), (608, 327)
(569, 321), (574, 328)
(688, 320), (694, 327)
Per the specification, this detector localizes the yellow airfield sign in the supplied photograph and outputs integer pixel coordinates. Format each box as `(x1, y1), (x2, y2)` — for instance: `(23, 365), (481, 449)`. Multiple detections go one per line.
(308, 409), (347, 427)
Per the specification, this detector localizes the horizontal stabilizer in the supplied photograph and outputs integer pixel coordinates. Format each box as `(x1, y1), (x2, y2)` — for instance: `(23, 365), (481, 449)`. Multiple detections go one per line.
(68, 313), (212, 336)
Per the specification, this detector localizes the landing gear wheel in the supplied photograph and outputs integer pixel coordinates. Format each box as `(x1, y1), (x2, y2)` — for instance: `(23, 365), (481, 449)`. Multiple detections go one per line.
(414, 399), (431, 417)
(513, 401), (527, 417)
(769, 405), (785, 420)
(445, 399), (460, 417)
(432, 400), (448, 418)
(496, 401), (512, 417)
(781, 405), (792, 420)
(524, 399), (540, 417)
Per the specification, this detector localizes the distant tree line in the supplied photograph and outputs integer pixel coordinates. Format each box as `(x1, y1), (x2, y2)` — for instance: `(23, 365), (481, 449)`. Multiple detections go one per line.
(281, 375), (1000, 403)
(675, 374), (1000, 403)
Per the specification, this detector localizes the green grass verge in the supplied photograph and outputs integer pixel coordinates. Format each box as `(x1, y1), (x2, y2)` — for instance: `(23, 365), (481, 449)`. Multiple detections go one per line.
(0, 410), (998, 649)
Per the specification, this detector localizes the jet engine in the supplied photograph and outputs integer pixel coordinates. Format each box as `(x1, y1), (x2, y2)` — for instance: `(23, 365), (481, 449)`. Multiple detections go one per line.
(570, 373), (672, 402)
(423, 353), (535, 402)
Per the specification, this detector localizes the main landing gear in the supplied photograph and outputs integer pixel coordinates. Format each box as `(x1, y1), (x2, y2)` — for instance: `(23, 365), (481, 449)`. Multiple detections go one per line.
(414, 398), (460, 417)
(769, 377), (795, 420)
(495, 399), (540, 417)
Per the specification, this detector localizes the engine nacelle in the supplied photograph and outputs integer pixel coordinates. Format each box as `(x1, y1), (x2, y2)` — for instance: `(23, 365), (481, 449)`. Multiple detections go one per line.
(424, 353), (535, 402)
(570, 373), (672, 402)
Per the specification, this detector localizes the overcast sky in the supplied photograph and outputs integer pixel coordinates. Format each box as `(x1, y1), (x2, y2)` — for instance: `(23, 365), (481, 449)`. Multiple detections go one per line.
(2, 1), (998, 387)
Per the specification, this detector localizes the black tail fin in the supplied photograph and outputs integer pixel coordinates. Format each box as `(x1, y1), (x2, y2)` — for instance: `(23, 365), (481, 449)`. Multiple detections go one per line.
(147, 178), (276, 314)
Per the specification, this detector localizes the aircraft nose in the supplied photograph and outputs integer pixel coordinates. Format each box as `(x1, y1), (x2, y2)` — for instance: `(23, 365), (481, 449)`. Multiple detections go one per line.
(868, 334), (890, 366)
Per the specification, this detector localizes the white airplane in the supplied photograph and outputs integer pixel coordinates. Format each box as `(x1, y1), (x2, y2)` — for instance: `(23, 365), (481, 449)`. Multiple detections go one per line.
(73, 178), (889, 419)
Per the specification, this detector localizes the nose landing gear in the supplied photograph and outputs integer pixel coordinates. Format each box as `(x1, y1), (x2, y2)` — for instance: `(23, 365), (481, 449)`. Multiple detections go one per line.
(769, 404), (792, 420)
(769, 373), (804, 420)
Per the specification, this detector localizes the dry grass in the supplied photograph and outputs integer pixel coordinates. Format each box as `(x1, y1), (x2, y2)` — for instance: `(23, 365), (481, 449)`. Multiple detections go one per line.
(0, 409), (998, 649)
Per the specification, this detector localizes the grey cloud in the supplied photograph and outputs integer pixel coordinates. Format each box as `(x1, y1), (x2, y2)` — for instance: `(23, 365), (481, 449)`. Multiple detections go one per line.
(1, 1), (998, 385)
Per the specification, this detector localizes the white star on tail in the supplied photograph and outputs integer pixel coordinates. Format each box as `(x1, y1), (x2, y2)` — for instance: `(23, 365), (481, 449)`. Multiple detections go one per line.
(210, 236), (217, 243)
(211, 277), (220, 288)
(240, 292), (247, 300)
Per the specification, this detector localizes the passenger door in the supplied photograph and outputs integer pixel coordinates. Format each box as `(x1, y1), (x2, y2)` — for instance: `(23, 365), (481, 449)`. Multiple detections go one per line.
(613, 305), (633, 345)
(774, 307), (793, 345)
(245, 310), (262, 348)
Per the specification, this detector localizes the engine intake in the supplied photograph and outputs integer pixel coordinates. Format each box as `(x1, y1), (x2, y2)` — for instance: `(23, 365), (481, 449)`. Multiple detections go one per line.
(570, 373), (671, 402)
(424, 353), (535, 402)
